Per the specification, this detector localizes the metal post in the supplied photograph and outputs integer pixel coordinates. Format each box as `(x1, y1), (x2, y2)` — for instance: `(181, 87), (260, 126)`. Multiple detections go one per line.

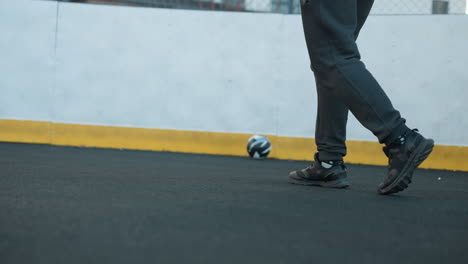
(288, 0), (293, 14)
(432, 0), (449, 14)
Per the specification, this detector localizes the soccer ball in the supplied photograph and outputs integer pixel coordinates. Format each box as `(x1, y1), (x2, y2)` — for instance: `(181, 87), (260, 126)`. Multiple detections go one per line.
(246, 135), (271, 159)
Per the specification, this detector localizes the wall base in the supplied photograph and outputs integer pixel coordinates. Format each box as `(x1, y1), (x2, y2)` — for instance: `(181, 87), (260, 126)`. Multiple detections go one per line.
(1, 119), (466, 171)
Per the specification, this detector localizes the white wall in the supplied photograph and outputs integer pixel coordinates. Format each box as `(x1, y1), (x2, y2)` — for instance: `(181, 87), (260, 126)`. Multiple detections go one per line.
(1, 0), (467, 146)
(0, 0), (57, 121)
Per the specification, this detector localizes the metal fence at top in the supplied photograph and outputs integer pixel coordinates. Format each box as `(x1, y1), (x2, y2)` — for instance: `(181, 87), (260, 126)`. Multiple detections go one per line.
(371, 0), (466, 15)
(57, 0), (468, 15)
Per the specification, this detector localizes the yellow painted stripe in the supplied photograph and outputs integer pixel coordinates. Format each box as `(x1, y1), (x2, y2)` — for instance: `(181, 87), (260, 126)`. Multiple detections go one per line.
(0, 119), (51, 144)
(1, 119), (467, 171)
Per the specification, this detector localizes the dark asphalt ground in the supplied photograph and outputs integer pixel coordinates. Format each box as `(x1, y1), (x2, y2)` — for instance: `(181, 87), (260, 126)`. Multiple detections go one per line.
(1, 143), (467, 264)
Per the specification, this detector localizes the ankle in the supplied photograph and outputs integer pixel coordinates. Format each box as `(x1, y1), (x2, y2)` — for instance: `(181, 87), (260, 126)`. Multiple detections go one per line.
(316, 153), (344, 169)
(386, 128), (415, 148)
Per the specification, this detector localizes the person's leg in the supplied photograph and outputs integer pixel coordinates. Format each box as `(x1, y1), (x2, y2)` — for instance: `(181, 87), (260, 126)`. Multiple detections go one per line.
(301, 0), (409, 145)
(314, 0), (375, 162)
(309, 0), (379, 162)
(314, 76), (349, 161)
(294, 0), (434, 194)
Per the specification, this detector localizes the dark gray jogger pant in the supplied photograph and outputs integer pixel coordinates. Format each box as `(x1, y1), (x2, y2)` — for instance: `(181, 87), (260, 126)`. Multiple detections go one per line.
(301, 0), (409, 161)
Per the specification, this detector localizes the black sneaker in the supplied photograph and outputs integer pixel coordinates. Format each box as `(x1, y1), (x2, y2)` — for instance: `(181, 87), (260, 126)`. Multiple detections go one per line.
(378, 129), (434, 195)
(289, 153), (350, 188)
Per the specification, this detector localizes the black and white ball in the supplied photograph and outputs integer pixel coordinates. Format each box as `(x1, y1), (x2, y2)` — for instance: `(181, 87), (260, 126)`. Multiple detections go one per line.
(247, 135), (272, 159)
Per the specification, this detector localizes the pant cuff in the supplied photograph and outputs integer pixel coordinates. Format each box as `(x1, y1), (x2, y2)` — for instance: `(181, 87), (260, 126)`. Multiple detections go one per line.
(318, 151), (344, 161)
